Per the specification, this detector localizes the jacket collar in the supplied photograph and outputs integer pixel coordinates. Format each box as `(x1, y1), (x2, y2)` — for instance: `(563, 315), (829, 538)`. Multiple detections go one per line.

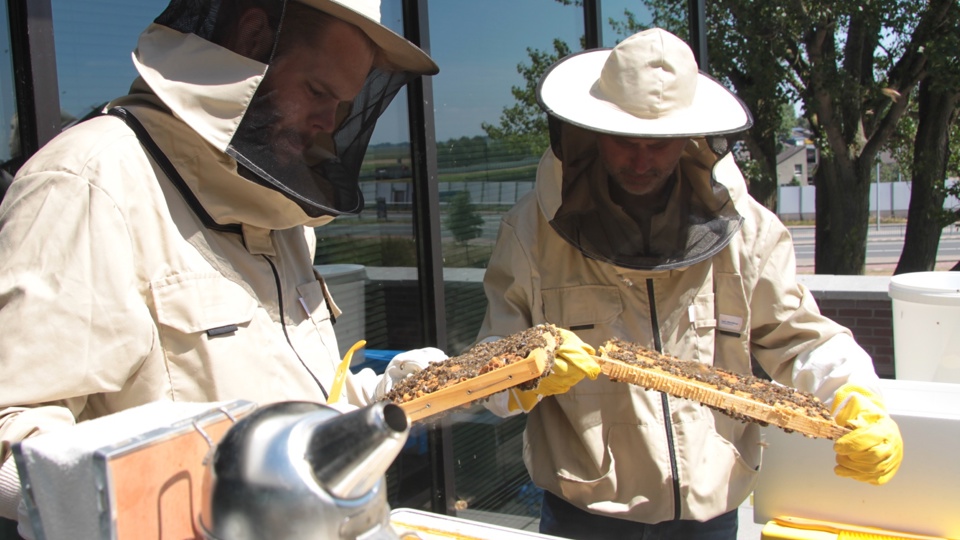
(109, 83), (335, 232)
(110, 24), (335, 232)
(132, 23), (262, 154)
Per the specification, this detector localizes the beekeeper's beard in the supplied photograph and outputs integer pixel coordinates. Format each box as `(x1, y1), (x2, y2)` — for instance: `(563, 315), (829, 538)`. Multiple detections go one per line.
(233, 88), (337, 214)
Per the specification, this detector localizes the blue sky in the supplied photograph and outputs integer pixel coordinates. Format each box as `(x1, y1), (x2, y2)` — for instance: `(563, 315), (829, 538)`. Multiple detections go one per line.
(0, 0), (651, 157)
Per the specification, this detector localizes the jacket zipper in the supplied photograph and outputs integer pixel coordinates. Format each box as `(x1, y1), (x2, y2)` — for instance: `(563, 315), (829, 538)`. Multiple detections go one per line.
(264, 255), (329, 400)
(645, 278), (681, 521)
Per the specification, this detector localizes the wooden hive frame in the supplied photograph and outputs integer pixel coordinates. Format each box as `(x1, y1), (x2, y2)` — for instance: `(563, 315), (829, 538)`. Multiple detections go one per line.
(597, 340), (849, 440)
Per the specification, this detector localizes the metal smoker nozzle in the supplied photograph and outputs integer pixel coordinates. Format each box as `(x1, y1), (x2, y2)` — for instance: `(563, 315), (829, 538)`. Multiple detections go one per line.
(307, 400), (409, 499)
(199, 401), (410, 540)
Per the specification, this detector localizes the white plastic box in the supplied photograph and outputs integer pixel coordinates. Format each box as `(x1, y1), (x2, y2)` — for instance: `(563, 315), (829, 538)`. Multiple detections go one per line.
(753, 378), (960, 538)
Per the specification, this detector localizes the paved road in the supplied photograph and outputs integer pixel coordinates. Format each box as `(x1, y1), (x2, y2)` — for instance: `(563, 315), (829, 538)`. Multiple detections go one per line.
(789, 223), (960, 271)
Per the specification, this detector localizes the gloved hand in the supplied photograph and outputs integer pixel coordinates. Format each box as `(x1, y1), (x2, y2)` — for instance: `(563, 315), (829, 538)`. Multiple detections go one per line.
(373, 347), (448, 400)
(508, 327), (600, 412)
(831, 383), (903, 485)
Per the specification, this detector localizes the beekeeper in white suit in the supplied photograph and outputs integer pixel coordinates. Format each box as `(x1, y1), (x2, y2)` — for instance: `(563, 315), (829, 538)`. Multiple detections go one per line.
(478, 28), (903, 540)
(0, 0), (442, 532)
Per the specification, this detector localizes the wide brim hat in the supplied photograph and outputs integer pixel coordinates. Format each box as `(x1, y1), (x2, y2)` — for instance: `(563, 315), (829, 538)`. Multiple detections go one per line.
(299, 0), (438, 75)
(537, 28), (751, 138)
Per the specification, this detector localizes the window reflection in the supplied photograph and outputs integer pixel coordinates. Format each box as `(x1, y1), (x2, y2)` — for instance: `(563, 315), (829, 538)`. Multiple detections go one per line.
(431, 0), (584, 354)
(428, 0), (584, 527)
(313, 0), (425, 359)
(52, 0), (165, 121)
(307, 0), (433, 513)
(425, 1), (664, 528)
(601, 0), (658, 47)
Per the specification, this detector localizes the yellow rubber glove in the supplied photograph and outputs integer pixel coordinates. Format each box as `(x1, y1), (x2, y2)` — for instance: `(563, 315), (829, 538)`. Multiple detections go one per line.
(508, 327), (600, 412)
(831, 384), (903, 485)
(506, 388), (542, 413)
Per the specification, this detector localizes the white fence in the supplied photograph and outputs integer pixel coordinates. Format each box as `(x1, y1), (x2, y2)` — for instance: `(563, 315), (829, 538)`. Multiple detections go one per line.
(777, 181), (959, 221)
(360, 181), (535, 206)
(360, 179), (959, 221)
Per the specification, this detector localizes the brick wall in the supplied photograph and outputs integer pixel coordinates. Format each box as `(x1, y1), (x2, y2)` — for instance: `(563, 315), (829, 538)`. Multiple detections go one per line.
(799, 275), (895, 379)
(813, 297), (895, 379)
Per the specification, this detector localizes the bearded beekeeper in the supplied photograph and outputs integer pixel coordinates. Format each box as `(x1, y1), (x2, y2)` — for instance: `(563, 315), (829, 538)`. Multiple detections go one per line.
(0, 0), (444, 531)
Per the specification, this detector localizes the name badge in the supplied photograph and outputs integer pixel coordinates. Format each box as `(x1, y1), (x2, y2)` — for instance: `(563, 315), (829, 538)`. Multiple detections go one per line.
(718, 314), (743, 333)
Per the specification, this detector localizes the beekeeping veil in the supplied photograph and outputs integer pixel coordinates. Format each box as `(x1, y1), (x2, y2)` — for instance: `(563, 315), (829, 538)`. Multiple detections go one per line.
(142, 0), (438, 217)
(535, 28), (753, 270)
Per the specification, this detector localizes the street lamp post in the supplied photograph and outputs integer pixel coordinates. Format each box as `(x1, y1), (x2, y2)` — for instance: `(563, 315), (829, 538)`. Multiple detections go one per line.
(876, 160), (881, 231)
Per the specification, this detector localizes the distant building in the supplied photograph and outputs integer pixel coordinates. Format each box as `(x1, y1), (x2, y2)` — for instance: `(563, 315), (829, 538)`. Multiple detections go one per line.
(776, 130), (818, 186)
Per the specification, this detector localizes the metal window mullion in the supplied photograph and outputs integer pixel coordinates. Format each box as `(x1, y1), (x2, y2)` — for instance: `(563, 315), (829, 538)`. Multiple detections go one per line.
(582, 0), (601, 49)
(7, 0), (61, 159)
(401, 0), (455, 518)
(687, 0), (708, 71)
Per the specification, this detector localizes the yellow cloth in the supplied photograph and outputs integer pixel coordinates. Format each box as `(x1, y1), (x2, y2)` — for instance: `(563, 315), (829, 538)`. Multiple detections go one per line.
(508, 328), (599, 412)
(831, 384), (903, 485)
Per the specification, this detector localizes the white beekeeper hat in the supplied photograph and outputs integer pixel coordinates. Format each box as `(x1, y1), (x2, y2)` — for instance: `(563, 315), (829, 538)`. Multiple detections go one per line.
(537, 28), (751, 138)
(300, 0), (437, 74)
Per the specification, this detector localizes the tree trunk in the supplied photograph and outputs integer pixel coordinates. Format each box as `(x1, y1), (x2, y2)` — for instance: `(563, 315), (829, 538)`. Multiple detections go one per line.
(895, 79), (960, 274)
(814, 155), (871, 274)
(749, 171), (778, 211)
(741, 134), (779, 210)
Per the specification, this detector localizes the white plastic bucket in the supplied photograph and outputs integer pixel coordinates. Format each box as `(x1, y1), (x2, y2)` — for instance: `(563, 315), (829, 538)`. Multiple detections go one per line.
(887, 272), (960, 383)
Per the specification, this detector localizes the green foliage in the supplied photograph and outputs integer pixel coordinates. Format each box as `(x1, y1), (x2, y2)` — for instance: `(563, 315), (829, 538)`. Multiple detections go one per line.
(436, 135), (534, 170)
(437, 163), (538, 184)
(481, 38), (572, 158)
(314, 235), (417, 267)
(446, 191), (485, 244)
(608, 2), (683, 41)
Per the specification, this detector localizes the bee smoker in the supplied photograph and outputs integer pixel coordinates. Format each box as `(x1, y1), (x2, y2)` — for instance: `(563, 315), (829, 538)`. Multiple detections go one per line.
(198, 401), (409, 539)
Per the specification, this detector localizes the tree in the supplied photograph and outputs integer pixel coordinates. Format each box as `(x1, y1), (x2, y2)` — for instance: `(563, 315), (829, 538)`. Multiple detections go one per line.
(481, 39), (573, 159)
(446, 191), (485, 245)
(800, 1), (955, 275)
(636, 0), (956, 275)
(894, 1), (960, 274)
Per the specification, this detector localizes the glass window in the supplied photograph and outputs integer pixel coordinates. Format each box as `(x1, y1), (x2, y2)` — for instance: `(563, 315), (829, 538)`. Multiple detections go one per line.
(0, 0), (19, 191)
(601, 0), (658, 46)
(424, 1), (669, 528)
(313, 0), (423, 359)
(428, 0), (584, 528)
(430, 0), (583, 353)
(309, 0), (433, 512)
(51, 0), (166, 122)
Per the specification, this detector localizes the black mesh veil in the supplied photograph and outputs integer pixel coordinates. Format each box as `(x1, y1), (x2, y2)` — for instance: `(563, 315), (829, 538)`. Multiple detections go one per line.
(545, 118), (744, 271)
(229, 66), (414, 217)
(304, 68), (414, 215)
(155, 0), (230, 40)
(153, 0), (415, 217)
